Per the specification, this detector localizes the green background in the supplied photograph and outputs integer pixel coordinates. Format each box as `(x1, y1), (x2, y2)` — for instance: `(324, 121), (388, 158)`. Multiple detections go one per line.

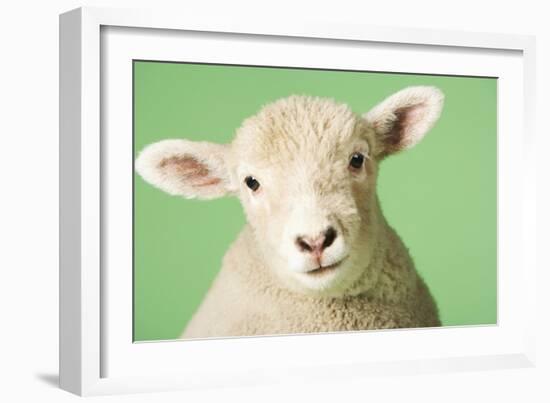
(133, 61), (497, 342)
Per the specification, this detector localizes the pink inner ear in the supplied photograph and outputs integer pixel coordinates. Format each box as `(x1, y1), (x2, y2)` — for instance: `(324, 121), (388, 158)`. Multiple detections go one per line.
(386, 103), (426, 152)
(159, 155), (221, 187)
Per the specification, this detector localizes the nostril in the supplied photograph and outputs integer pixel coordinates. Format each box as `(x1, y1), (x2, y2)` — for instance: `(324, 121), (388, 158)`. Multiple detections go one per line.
(295, 227), (337, 254)
(296, 236), (313, 252)
(322, 227), (337, 250)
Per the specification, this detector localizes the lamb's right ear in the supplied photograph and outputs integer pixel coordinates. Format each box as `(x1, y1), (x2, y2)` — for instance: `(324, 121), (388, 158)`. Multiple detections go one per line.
(135, 139), (235, 200)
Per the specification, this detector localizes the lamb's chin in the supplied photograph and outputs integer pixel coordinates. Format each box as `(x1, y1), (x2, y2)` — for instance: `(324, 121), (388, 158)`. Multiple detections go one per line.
(283, 261), (360, 297)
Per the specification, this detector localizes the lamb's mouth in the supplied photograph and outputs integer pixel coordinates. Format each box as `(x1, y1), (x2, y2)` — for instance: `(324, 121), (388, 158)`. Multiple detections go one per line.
(305, 257), (348, 276)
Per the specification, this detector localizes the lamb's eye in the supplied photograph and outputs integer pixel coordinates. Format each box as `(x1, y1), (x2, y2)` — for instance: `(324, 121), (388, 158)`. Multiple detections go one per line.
(349, 153), (365, 170)
(244, 176), (260, 192)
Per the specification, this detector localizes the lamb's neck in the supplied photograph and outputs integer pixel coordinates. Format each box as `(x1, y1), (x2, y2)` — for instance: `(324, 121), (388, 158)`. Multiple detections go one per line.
(349, 215), (418, 304)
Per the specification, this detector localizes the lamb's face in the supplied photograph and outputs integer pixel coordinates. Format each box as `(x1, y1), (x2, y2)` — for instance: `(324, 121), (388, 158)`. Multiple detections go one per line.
(136, 88), (444, 296)
(230, 97), (379, 293)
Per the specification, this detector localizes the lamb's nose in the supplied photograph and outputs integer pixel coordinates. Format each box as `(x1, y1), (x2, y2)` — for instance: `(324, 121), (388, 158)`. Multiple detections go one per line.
(295, 227), (338, 254)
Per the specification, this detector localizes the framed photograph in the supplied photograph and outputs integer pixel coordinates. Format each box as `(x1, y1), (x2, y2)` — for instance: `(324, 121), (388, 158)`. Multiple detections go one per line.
(59, 6), (537, 396)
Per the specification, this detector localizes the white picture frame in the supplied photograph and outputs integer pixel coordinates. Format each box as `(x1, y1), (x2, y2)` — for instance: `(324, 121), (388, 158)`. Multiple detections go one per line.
(59, 6), (537, 396)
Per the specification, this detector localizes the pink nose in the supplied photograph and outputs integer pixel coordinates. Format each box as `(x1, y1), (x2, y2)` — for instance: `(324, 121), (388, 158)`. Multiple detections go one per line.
(295, 227), (337, 256)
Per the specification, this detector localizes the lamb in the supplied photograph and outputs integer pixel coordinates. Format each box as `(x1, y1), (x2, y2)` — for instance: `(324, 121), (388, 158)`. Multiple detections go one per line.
(135, 86), (444, 338)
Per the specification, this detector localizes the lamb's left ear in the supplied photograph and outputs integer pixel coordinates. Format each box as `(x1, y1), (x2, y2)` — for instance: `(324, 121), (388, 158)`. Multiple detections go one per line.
(135, 139), (235, 200)
(364, 86), (444, 158)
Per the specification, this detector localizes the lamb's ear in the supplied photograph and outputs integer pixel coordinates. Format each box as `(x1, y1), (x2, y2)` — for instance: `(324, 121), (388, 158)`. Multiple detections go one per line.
(364, 86), (444, 158)
(135, 139), (235, 200)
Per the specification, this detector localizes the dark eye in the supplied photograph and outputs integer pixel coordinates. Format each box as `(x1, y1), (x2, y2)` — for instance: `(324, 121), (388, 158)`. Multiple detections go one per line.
(244, 176), (260, 192)
(349, 153), (365, 170)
